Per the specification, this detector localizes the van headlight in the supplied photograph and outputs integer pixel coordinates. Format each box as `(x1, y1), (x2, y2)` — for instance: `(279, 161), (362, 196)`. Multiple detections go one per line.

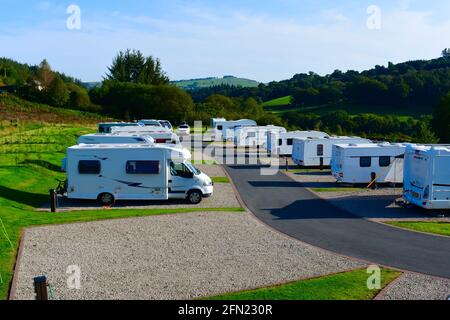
(203, 181), (213, 187)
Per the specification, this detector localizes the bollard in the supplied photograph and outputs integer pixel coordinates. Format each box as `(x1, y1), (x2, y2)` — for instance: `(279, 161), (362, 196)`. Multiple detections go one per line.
(285, 158), (289, 172)
(49, 189), (56, 213)
(319, 158), (324, 171)
(34, 276), (48, 301)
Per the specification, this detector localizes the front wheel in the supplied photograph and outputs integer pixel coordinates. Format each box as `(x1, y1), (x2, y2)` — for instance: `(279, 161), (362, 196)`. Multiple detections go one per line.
(187, 190), (202, 205)
(98, 193), (115, 206)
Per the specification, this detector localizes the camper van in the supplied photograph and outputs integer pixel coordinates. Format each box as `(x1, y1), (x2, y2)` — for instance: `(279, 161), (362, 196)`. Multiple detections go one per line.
(98, 122), (139, 133)
(331, 143), (406, 184)
(111, 126), (179, 144)
(292, 136), (371, 167)
(210, 118), (227, 129)
(138, 119), (164, 128)
(403, 144), (450, 210)
(234, 126), (287, 148)
(77, 134), (155, 145)
(212, 119), (257, 141)
(267, 131), (329, 156)
(64, 144), (213, 205)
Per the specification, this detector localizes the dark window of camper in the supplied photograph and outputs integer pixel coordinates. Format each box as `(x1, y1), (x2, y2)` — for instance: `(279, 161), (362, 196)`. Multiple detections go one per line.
(278, 139), (283, 146)
(78, 160), (101, 174)
(379, 156), (391, 167)
(217, 125), (223, 130)
(360, 157), (372, 168)
(126, 161), (160, 174)
(317, 144), (324, 156)
(287, 139), (294, 146)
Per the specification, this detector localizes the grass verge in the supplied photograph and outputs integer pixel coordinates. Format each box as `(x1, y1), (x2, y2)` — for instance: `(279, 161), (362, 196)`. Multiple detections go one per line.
(206, 268), (401, 300)
(211, 177), (230, 184)
(386, 221), (450, 237)
(311, 187), (364, 193)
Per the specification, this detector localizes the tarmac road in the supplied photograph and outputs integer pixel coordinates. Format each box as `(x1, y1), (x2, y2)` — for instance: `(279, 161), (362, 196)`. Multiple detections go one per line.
(223, 163), (450, 279)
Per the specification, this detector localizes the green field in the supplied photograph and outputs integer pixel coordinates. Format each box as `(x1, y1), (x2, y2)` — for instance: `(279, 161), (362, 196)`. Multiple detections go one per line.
(211, 177), (230, 184)
(262, 96), (293, 108)
(386, 222), (450, 237)
(172, 76), (260, 90)
(207, 268), (401, 300)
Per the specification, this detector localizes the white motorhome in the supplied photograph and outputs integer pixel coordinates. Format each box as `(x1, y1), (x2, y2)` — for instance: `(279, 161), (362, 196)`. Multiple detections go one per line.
(98, 122), (138, 133)
(138, 119), (164, 128)
(65, 144), (213, 205)
(331, 143), (406, 184)
(403, 144), (450, 210)
(111, 126), (180, 144)
(233, 126), (287, 148)
(267, 131), (329, 156)
(77, 134), (155, 145)
(210, 118), (226, 129)
(292, 136), (372, 167)
(212, 119), (257, 141)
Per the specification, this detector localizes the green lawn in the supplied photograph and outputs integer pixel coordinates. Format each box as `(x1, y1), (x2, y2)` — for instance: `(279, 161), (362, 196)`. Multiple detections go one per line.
(0, 122), (242, 300)
(207, 268), (401, 300)
(262, 96), (292, 108)
(386, 221), (450, 237)
(211, 177), (230, 184)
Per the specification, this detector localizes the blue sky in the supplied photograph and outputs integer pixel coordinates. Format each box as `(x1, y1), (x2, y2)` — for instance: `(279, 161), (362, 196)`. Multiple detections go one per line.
(1, 0), (449, 82)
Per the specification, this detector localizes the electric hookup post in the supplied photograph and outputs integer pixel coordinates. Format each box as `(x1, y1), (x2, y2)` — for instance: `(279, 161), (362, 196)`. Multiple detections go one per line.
(49, 189), (57, 213)
(34, 276), (49, 300)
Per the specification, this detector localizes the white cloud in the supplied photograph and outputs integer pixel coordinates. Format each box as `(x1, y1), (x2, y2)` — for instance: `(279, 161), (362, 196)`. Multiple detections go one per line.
(1, 4), (450, 82)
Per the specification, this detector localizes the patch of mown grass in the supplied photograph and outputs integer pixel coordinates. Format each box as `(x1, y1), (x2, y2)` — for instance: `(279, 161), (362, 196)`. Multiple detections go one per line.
(311, 187), (364, 193)
(0, 123), (243, 300)
(207, 268), (401, 300)
(211, 177), (230, 184)
(386, 221), (450, 237)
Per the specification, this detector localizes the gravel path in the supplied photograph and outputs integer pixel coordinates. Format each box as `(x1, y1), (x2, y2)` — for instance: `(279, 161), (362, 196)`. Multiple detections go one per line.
(195, 164), (226, 177)
(39, 183), (239, 211)
(13, 212), (364, 300)
(377, 273), (450, 300)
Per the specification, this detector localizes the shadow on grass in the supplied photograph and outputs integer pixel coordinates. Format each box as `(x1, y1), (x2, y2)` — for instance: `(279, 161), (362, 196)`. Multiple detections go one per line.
(0, 185), (48, 207)
(19, 160), (62, 172)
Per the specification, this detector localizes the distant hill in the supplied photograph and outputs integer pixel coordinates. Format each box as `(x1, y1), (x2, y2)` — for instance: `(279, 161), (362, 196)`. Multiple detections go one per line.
(172, 76), (260, 90)
(82, 82), (101, 90)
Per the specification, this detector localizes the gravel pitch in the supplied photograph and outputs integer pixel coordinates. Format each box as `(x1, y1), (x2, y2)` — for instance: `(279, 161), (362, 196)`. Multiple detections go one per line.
(13, 212), (364, 300)
(377, 273), (450, 300)
(39, 183), (239, 211)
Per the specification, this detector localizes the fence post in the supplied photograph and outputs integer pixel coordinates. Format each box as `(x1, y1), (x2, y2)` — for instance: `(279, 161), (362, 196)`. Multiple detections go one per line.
(34, 276), (49, 301)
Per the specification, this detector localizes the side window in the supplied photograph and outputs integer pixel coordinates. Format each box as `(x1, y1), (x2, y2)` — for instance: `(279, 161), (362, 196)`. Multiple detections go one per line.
(360, 157), (372, 168)
(379, 156), (391, 167)
(278, 139), (283, 146)
(217, 125), (223, 130)
(99, 126), (105, 133)
(317, 144), (324, 156)
(170, 162), (192, 178)
(78, 160), (101, 174)
(126, 161), (160, 174)
(287, 139), (294, 146)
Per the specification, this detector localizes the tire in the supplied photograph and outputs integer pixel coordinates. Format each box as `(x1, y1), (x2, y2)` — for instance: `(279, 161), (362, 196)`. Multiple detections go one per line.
(98, 193), (115, 206)
(187, 190), (203, 205)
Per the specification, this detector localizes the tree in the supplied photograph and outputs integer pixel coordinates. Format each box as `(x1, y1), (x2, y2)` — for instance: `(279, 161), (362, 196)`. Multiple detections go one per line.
(106, 49), (169, 85)
(37, 59), (54, 89)
(67, 83), (92, 110)
(45, 74), (69, 107)
(415, 122), (439, 144)
(432, 93), (450, 143)
(442, 48), (450, 58)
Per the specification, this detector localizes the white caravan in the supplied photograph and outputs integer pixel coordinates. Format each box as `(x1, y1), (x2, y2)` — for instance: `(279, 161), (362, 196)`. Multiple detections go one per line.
(111, 126), (180, 144)
(77, 134), (155, 145)
(267, 131), (329, 156)
(210, 118), (226, 128)
(212, 119), (257, 141)
(403, 144), (450, 210)
(65, 144), (213, 205)
(233, 126), (287, 148)
(331, 143), (406, 184)
(292, 136), (372, 167)
(98, 122), (138, 133)
(138, 119), (164, 128)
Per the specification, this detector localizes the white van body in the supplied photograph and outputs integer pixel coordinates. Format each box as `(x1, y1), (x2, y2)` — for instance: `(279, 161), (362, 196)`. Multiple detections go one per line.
(65, 144), (213, 204)
(213, 119), (257, 141)
(331, 143), (406, 184)
(292, 136), (372, 167)
(210, 118), (227, 128)
(233, 126), (287, 148)
(111, 126), (179, 144)
(77, 134), (155, 145)
(267, 131), (329, 156)
(403, 144), (450, 210)
(98, 122), (139, 133)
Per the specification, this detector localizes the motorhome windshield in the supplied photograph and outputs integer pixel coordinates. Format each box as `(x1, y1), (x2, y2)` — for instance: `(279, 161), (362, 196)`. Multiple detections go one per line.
(409, 154), (429, 189)
(185, 162), (201, 175)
